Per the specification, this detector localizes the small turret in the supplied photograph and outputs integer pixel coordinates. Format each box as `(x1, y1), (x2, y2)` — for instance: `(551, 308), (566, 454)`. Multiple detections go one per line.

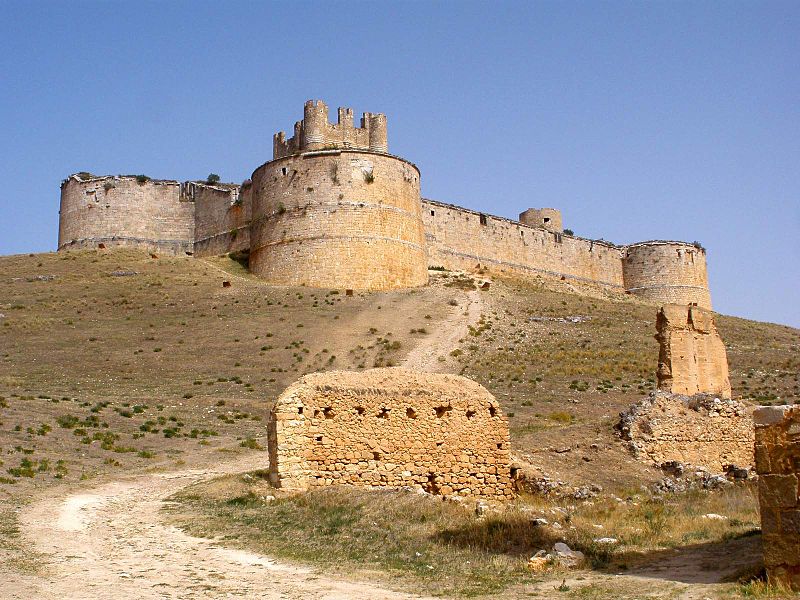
(367, 113), (388, 153)
(338, 107), (354, 128)
(519, 208), (563, 233)
(302, 99), (328, 150)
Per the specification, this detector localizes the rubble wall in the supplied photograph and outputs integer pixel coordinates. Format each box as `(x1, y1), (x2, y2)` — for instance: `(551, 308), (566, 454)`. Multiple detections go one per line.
(267, 368), (514, 499)
(618, 391), (754, 471)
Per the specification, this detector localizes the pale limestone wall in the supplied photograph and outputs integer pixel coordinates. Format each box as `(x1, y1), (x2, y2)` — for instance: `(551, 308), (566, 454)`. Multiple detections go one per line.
(754, 405), (800, 591)
(249, 150), (428, 290)
(422, 199), (625, 289)
(268, 368), (515, 499)
(618, 391), (753, 471)
(519, 208), (563, 233)
(623, 242), (711, 309)
(58, 176), (195, 255)
(656, 305), (731, 398)
(192, 181), (251, 257)
(274, 100), (388, 158)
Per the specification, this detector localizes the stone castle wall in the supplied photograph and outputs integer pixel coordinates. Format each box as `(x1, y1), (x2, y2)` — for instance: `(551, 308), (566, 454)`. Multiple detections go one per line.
(191, 181), (252, 257)
(422, 199), (626, 290)
(656, 304), (731, 397)
(273, 99), (388, 159)
(268, 368), (515, 499)
(58, 176), (195, 255)
(56, 100), (714, 306)
(249, 150), (428, 290)
(754, 405), (800, 591)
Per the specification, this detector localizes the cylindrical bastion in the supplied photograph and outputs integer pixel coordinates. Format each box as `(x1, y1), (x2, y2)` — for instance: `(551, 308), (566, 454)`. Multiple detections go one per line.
(58, 175), (195, 255)
(622, 241), (712, 309)
(249, 150), (428, 290)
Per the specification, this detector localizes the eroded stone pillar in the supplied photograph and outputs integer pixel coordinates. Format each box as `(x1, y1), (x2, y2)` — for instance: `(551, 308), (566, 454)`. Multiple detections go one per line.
(754, 405), (800, 590)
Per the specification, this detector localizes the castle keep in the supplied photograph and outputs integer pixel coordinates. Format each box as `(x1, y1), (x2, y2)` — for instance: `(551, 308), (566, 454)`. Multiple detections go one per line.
(58, 99), (712, 307)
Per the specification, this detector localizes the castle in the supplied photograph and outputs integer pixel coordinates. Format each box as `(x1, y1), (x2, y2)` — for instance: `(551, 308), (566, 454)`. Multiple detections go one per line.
(58, 99), (712, 308)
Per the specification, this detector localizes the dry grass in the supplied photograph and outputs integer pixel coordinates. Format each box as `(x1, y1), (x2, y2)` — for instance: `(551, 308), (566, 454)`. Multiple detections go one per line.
(166, 474), (764, 598)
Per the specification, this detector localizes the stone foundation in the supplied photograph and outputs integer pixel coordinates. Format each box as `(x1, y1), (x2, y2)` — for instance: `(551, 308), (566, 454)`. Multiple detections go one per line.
(267, 368), (514, 499)
(754, 405), (800, 590)
(618, 390), (754, 471)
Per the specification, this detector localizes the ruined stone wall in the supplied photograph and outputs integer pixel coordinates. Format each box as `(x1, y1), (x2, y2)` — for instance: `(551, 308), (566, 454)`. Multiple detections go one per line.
(422, 199), (626, 290)
(754, 405), (800, 591)
(623, 242), (711, 309)
(250, 150), (428, 290)
(192, 181), (252, 257)
(58, 175), (195, 255)
(656, 304), (731, 398)
(268, 368), (514, 499)
(618, 390), (754, 471)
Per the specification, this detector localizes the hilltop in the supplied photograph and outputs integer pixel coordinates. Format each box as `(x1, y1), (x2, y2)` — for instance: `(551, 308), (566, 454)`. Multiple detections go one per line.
(0, 248), (797, 598)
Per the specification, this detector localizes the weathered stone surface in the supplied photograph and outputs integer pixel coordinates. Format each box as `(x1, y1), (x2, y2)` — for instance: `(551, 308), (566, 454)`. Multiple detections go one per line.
(617, 390), (753, 471)
(267, 368), (514, 499)
(58, 100), (714, 307)
(754, 405), (800, 590)
(655, 304), (731, 398)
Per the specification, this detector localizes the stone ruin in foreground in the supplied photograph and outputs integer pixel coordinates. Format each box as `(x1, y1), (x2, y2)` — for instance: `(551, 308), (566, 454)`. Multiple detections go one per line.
(656, 304), (731, 399)
(267, 368), (515, 499)
(754, 405), (800, 591)
(619, 304), (752, 472)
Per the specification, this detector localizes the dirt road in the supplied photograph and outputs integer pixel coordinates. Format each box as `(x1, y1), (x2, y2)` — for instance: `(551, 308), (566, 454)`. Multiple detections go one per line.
(402, 288), (482, 372)
(12, 452), (427, 600)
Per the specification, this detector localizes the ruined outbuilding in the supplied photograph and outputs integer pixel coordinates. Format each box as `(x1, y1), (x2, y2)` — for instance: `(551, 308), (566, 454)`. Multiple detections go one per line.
(754, 405), (800, 591)
(617, 390), (754, 471)
(656, 304), (731, 398)
(267, 368), (515, 499)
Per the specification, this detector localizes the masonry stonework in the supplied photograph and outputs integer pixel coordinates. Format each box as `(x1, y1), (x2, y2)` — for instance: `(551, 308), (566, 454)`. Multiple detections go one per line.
(754, 405), (800, 591)
(656, 304), (731, 398)
(58, 175), (195, 255)
(267, 368), (515, 499)
(249, 150), (427, 290)
(618, 390), (754, 471)
(57, 99), (714, 305)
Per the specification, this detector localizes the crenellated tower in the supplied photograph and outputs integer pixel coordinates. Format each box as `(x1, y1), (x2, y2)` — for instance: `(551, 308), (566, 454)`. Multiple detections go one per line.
(252, 100), (427, 290)
(272, 100), (389, 159)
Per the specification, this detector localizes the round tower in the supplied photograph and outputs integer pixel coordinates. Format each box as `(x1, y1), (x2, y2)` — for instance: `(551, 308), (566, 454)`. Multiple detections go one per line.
(58, 174), (194, 255)
(249, 102), (427, 290)
(622, 241), (712, 309)
(302, 100), (328, 151)
(519, 208), (563, 233)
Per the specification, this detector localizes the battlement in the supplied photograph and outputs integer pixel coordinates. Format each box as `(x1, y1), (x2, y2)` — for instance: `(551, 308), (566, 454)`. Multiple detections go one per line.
(273, 99), (388, 159)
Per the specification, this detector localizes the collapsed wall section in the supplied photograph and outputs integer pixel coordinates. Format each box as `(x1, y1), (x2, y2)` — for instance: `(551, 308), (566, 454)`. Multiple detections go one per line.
(58, 175), (195, 255)
(754, 405), (800, 591)
(623, 242), (711, 309)
(267, 368), (515, 499)
(617, 390), (753, 471)
(191, 181), (252, 257)
(656, 304), (731, 398)
(422, 200), (625, 290)
(249, 151), (428, 290)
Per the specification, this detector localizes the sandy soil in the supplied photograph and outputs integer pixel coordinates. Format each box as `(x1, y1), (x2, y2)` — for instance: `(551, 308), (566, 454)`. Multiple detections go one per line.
(10, 452), (428, 600)
(402, 288), (482, 372)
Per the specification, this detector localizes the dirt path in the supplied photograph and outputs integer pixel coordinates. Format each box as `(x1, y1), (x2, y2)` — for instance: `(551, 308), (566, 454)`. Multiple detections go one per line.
(401, 288), (482, 373)
(13, 453), (428, 600)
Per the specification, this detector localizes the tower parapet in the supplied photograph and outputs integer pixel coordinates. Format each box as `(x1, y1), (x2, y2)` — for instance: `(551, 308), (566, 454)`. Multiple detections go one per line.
(519, 208), (563, 233)
(272, 100), (389, 159)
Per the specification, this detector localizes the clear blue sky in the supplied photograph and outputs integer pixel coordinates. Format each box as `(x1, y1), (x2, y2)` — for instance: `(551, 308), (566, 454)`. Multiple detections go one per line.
(1, 1), (797, 327)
